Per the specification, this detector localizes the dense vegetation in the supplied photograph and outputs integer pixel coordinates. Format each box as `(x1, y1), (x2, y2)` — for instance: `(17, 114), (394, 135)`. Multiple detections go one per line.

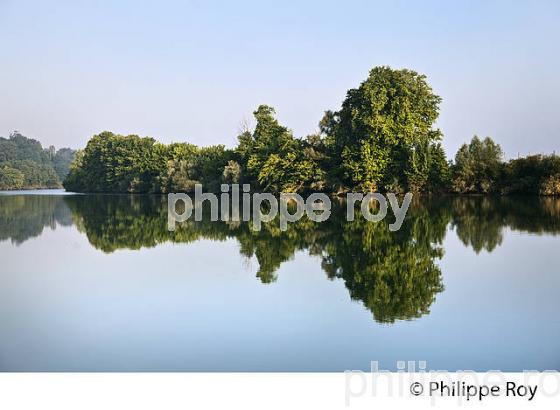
(0, 131), (76, 190)
(63, 132), (235, 193)
(3, 66), (557, 195)
(448, 136), (560, 195)
(64, 67), (454, 194)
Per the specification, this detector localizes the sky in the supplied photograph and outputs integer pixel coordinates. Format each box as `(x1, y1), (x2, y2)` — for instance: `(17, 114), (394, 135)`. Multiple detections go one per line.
(0, 0), (558, 158)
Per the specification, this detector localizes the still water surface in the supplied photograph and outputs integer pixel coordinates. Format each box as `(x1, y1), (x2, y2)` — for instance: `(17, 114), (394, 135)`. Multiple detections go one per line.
(0, 190), (559, 371)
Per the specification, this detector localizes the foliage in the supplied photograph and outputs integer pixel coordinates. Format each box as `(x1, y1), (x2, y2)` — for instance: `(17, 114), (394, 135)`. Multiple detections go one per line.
(63, 131), (169, 193)
(451, 136), (503, 194)
(501, 154), (560, 195)
(427, 143), (451, 193)
(0, 131), (75, 190)
(236, 105), (323, 192)
(52, 148), (76, 180)
(222, 160), (242, 184)
(64, 132), (234, 193)
(7, 65), (558, 196)
(0, 165), (25, 190)
(324, 66), (442, 192)
(540, 175), (560, 196)
(8, 160), (60, 188)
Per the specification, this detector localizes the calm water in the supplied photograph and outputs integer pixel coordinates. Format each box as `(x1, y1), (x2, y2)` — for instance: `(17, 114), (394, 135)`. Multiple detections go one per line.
(1, 190), (559, 371)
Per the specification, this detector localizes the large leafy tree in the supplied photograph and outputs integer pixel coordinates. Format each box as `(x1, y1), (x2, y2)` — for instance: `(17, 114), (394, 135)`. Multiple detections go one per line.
(327, 66), (442, 192)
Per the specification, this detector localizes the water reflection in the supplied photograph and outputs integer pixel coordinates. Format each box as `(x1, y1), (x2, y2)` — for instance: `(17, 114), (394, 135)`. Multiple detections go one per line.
(0, 194), (73, 245)
(1, 194), (559, 324)
(451, 196), (560, 252)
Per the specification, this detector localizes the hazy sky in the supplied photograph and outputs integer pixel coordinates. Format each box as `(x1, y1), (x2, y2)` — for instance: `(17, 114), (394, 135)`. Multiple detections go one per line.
(1, 0), (558, 158)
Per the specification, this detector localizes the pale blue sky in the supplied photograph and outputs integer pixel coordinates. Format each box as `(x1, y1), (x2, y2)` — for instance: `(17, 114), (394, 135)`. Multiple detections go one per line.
(0, 0), (558, 158)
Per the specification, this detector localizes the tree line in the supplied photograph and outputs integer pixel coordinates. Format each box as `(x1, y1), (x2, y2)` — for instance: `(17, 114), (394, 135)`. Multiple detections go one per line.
(0, 131), (76, 190)
(5, 66), (558, 195)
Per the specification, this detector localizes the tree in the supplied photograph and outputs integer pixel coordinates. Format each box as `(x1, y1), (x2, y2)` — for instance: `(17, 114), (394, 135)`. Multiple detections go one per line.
(163, 142), (200, 192)
(52, 148), (77, 180)
(427, 143), (451, 193)
(63, 132), (167, 193)
(239, 105), (320, 192)
(326, 66), (442, 192)
(452, 136), (503, 193)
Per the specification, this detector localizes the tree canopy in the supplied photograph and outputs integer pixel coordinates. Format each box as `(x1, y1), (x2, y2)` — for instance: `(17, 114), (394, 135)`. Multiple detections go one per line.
(0, 131), (75, 190)
(3, 65), (554, 196)
(324, 66), (443, 192)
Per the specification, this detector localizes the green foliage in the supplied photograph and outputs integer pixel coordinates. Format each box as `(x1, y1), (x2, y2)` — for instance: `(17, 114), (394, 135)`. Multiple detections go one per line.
(0, 131), (51, 164)
(451, 136), (503, 194)
(326, 66), (442, 192)
(194, 145), (234, 191)
(237, 105), (323, 192)
(63, 131), (168, 193)
(10, 65), (557, 196)
(64, 132), (234, 193)
(427, 143), (451, 193)
(0, 131), (75, 190)
(0, 165), (25, 190)
(501, 154), (560, 195)
(69, 132), (155, 192)
(8, 160), (60, 188)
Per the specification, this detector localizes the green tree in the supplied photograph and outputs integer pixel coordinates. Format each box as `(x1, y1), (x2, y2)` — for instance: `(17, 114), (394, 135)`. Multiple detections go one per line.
(64, 131), (168, 193)
(452, 136), (503, 193)
(327, 66), (442, 192)
(241, 105), (320, 192)
(427, 143), (451, 193)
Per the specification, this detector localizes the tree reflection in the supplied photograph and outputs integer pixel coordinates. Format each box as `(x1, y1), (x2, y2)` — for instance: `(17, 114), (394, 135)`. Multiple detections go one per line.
(63, 195), (449, 322)
(0, 194), (72, 245)
(2, 194), (560, 323)
(449, 196), (560, 253)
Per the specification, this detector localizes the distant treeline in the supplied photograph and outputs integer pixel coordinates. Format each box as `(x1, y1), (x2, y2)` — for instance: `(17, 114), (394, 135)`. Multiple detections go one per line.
(0, 132), (76, 190)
